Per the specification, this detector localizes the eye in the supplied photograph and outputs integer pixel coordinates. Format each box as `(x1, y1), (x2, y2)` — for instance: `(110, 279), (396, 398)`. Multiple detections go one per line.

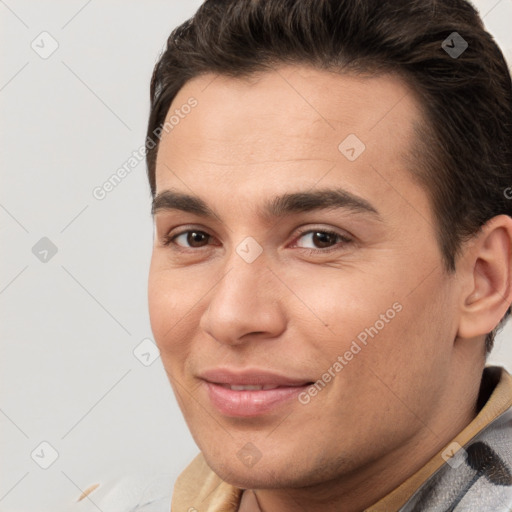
(292, 229), (352, 253)
(162, 229), (212, 249)
(161, 227), (352, 254)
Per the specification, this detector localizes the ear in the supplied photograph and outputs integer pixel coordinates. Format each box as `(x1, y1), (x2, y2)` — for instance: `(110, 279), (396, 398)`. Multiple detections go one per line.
(457, 215), (512, 340)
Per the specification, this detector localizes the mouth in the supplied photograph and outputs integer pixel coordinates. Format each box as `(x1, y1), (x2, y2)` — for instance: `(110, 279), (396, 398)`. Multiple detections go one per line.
(203, 381), (314, 417)
(213, 383), (313, 390)
(198, 368), (315, 417)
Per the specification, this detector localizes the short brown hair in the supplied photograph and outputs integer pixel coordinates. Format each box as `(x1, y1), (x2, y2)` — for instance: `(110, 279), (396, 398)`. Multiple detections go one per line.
(145, 0), (512, 352)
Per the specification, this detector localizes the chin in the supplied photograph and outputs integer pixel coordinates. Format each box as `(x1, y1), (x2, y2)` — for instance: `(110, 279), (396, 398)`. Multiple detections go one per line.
(215, 468), (282, 489)
(204, 454), (306, 490)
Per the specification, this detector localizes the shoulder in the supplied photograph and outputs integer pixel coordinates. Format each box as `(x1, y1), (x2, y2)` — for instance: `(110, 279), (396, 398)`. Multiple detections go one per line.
(61, 473), (173, 512)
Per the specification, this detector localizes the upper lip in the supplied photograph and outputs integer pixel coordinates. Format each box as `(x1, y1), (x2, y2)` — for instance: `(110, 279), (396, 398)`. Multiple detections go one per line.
(199, 368), (312, 387)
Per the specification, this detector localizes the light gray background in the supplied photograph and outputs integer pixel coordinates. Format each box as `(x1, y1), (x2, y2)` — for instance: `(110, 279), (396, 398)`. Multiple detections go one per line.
(1, 1), (511, 511)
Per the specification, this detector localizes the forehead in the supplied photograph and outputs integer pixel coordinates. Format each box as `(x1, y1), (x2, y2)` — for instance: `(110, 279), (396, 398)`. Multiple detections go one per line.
(157, 65), (421, 163)
(154, 65), (429, 222)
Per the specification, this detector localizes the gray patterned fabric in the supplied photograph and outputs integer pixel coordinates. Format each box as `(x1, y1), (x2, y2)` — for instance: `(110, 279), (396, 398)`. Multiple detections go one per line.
(400, 407), (512, 511)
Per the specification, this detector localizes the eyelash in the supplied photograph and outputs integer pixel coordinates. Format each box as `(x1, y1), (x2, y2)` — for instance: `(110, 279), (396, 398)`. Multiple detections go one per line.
(161, 227), (353, 255)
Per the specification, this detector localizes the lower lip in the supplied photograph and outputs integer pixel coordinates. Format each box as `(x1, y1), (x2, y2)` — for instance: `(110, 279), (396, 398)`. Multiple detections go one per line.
(203, 381), (310, 417)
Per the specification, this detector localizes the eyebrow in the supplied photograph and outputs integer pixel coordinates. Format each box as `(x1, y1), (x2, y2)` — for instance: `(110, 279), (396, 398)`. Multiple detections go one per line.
(151, 187), (381, 221)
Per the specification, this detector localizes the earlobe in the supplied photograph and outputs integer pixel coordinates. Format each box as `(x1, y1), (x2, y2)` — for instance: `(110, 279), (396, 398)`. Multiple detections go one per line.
(457, 215), (512, 340)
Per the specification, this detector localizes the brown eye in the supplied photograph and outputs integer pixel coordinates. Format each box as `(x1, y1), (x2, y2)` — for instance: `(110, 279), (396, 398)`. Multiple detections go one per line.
(295, 230), (349, 251)
(311, 231), (338, 249)
(163, 230), (211, 248)
(184, 231), (210, 248)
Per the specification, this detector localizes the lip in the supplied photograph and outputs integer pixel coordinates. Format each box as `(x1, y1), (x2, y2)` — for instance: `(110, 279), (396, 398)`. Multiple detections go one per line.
(199, 367), (312, 387)
(199, 367), (313, 417)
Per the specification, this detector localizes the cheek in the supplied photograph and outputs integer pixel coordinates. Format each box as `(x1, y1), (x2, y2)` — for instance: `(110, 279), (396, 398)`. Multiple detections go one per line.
(148, 262), (185, 352)
(306, 264), (453, 386)
(148, 283), (192, 387)
(148, 256), (211, 366)
(293, 270), (400, 342)
(147, 269), (169, 340)
(356, 273), (457, 399)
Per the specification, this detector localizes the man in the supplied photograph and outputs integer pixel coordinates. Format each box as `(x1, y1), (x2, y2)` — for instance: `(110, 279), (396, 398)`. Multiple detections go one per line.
(72, 0), (512, 510)
(147, 0), (512, 510)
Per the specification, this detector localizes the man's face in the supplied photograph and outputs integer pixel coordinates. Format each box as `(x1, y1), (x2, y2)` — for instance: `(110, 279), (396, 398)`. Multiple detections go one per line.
(148, 66), (460, 488)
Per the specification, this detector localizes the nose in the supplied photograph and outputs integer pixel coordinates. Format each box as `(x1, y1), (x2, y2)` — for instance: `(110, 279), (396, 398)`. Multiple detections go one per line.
(199, 251), (287, 347)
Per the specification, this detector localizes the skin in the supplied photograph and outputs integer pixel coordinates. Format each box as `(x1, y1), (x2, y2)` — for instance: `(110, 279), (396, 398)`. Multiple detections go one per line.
(147, 65), (512, 512)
